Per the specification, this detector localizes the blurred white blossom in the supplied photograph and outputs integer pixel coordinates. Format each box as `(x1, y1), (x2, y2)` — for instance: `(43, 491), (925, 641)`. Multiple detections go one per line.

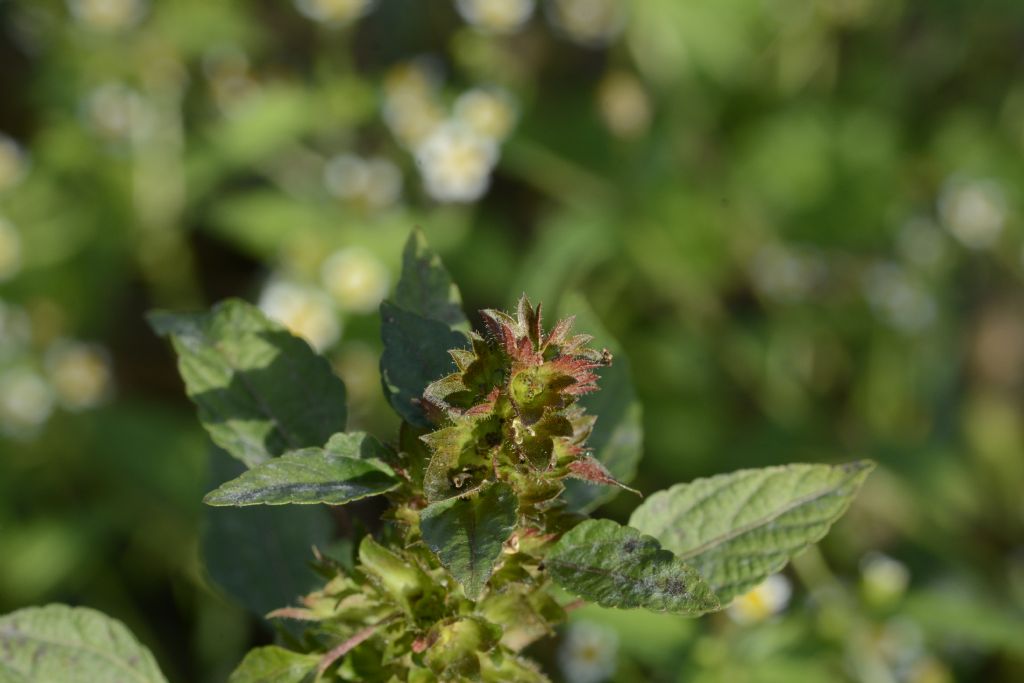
(597, 71), (651, 138)
(320, 247), (391, 313)
(44, 340), (114, 411)
(294, 0), (375, 25)
(862, 262), (937, 333)
(860, 552), (910, 607)
(728, 574), (792, 624)
(259, 280), (341, 352)
(0, 367), (55, 439)
(84, 83), (143, 141)
(748, 244), (826, 303)
(67, 0), (146, 31)
(416, 122), (498, 203)
(558, 620), (618, 683)
(323, 154), (403, 209)
(0, 134), (29, 192)
(383, 60), (446, 148)
(546, 0), (626, 47)
(454, 87), (517, 141)
(938, 176), (1007, 250)
(0, 218), (22, 282)
(455, 0), (535, 34)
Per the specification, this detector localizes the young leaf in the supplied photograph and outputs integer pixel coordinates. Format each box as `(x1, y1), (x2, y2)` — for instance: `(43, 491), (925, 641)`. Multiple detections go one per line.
(394, 228), (469, 331)
(420, 482), (519, 599)
(380, 302), (467, 427)
(560, 295), (643, 512)
(545, 519), (719, 615)
(629, 461), (875, 603)
(228, 646), (319, 683)
(204, 433), (399, 506)
(149, 299), (347, 468)
(0, 605), (167, 683)
(202, 449), (333, 620)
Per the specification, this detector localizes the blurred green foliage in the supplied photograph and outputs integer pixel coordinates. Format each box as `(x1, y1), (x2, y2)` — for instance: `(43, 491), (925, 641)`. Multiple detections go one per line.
(1, 0), (1023, 681)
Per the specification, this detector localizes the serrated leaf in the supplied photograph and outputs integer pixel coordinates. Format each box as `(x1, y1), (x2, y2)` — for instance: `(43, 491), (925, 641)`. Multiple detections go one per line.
(0, 605), (167, 683)
(202, 449), (332, 620)
(546, 519), (719, 615)
(560, 295), (643, 512)
(228, 646), (319, 683)
(203, 432), (399, 506)
(394, 228), (469, 330)
(629, 461), (874, 603)
(420, 482), (519, 599)
(380, 301), (467, 427)
(149, 299), (347, 468)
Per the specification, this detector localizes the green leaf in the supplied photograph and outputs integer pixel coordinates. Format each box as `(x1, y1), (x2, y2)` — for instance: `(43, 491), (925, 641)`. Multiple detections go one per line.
(629, 461), (874, 603)
(395, 228), (469, 331)
(202, 449), (332, 620)
(420, 482), (519, 599)
(0, 604), (167, 683)
(560, 295), (643, 513)
(203, 432), (399, 506)
(546, 519), (719, 615)
(228, 646), (319, 683)
(380, 301), (467, 427)
(149, 299), (347, 468)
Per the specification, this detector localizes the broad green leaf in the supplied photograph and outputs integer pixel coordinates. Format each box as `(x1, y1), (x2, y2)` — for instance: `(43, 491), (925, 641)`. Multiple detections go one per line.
(420, 482), (519, 599)
(560, 295), (643, 513)
(546, 519), (719, 615)
(394, 228), (469, 331)
(228, 646), (319, 683)
(629, 461), (874, 603)
(380, 301), (467, 427)
(0, 604), (167, 683)
(202, 449), (332, 620)
(204, 432), (399, 506)
(149, 299), (347, 468)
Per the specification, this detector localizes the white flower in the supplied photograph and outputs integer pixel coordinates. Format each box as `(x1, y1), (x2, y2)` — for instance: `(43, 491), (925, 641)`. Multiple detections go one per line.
(455, 0), (535, 34)
(416, 122), (498, 203)
(84, 83), (142, 141)
(860, 552), (910, 607)
(546, 0), (627, 47)
(596, 71), (651, 138)
(382, 60), (446, 148)
(938, 176), (1007, 250)
(0, 218), (22, 282)
(259, 280), (341, 352)
(862, 262), (937, 333)
(454, 87), (517, 141)
(558, 620), (618, 683)
(0, 367), (55, 439)
(320, 247), (391, 313)
(67, 0), (146, 31)
(0, 134), (29, 192)
(728, 574), (792, 624)
(323, 155), (402, 209)
(293, 0), (375, 25)
(44, 340), (114, 411)
(748, 244), (825, 304)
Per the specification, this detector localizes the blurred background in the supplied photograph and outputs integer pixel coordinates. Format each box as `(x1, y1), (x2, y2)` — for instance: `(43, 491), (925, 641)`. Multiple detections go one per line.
(1, 0), (1023, 681)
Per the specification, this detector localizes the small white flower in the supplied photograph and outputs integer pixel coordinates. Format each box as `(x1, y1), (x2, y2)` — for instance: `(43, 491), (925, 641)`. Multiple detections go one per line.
(324, 154), (370, 200)
(416, 122), (498, 203)
(728, 574), (792, 624)
(259, 280), (341, 352)
(320, 247), (391, 313)
(546, 0), (627, 47)
(84, 83), (142, 141)
(596, 71), (651, 139)
(0, 218), (22, 282)
(938, 176), (1007, 250)
(44, 340), (114, 411)
(383, 60), (446, 148)
(860, 552), (910, 607)
(454, 87), (517, 141)
(558, 620), (618, 683)
(0, 367), (55, 439)
(455, 0), (535, 34)
(293, 0), (375, 25)
(862, 262), (937, 333)
(0, 134), (29, 192)
(67, 0), (146, 31)
(748, 244), (825, 304)
(324, 155), (403, 209)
